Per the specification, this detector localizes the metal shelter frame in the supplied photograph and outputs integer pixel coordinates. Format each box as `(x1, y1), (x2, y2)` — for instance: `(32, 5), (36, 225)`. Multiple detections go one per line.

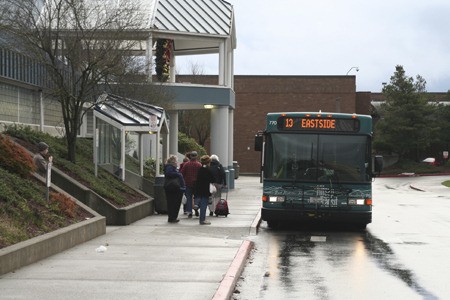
(93, 92), (169, 181)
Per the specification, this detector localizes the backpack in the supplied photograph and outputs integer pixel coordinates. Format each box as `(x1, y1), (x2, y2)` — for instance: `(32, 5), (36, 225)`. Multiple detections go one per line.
(214, 198), (229, 217)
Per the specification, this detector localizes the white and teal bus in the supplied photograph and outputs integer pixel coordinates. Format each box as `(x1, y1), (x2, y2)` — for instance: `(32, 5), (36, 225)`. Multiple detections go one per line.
(255, 112), (383, 229)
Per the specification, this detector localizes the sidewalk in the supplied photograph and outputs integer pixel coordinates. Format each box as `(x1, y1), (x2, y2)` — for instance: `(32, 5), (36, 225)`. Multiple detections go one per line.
(0, 176), (263, 300)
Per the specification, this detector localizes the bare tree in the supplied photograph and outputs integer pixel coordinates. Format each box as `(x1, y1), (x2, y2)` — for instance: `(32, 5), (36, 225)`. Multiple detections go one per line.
(0, 0), (152, 162)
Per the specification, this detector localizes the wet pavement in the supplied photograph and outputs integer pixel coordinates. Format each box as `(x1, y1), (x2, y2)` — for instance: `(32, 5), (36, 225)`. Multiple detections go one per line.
(233, 175), (450, 299)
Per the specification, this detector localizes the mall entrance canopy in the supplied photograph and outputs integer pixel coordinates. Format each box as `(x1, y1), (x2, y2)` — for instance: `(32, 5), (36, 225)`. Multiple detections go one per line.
(93, 92), (169, 181)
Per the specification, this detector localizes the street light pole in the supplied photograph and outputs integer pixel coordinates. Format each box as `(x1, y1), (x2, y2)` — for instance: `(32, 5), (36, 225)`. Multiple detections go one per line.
(346, 66), (359, 75)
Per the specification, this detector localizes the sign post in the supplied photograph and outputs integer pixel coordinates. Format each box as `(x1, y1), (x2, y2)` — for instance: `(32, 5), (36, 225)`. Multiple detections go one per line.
(46, 161), (52, 201)
(149, 115), (158, 132)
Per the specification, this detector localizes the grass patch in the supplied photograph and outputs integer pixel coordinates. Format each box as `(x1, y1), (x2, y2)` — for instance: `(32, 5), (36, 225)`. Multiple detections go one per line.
(0, 159), (92, 249)
(443, 181), (450, 188)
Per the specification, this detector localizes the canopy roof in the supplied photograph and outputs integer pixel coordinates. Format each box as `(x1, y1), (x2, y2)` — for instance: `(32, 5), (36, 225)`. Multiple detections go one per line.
(153, 0), (233, 36)
(152, 0), (236, 53)
(94, 93), (167, 132)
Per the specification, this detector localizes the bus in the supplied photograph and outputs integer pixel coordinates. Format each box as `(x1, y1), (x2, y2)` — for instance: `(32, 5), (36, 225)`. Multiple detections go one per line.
(254, 112), (383, 229)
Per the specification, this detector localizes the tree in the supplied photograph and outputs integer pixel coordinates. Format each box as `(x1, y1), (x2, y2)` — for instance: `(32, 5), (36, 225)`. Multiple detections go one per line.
(374, 65), (437, 161)
(431, 101), (450, 159)
(0, 0), (150, 162)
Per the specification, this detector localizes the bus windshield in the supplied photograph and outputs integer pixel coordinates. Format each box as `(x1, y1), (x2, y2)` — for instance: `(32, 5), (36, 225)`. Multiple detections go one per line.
(265, 133), (371, 183)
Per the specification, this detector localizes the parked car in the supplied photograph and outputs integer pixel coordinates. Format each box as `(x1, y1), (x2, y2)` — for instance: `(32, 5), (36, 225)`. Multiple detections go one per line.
(421, 157), (439, 166)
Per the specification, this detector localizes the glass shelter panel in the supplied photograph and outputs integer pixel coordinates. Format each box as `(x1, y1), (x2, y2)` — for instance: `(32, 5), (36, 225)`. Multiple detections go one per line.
(124, 132), (141, 175)
(97, 119), (122, 176)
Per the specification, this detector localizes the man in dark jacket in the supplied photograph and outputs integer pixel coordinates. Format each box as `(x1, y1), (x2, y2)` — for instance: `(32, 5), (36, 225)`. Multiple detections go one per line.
(180, 151), (202, 218)
(208, 154), (226, 216)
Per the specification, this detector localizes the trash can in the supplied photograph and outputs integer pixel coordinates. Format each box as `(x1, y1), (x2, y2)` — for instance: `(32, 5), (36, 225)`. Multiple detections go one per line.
(233, 161), (240, 179)
(154, 175), (167, 214)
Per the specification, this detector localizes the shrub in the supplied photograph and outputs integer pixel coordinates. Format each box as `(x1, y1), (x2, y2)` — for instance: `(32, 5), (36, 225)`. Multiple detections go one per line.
(50, 192), (77, 218)
(178, 132), (206, 156)
(3, 124), (41, 144)
(0, 134), (35, 177)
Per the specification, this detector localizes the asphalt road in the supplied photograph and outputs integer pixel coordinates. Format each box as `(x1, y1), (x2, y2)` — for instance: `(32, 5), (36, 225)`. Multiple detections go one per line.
(233, 175), (450, 299)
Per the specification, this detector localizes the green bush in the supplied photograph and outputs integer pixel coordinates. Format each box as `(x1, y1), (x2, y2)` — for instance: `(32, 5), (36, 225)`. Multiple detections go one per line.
(178, 132), (206, 156)
(382, 159), (444, 175)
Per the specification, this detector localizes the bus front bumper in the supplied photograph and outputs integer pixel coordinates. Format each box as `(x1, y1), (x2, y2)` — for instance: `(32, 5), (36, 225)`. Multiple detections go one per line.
(261, 207), (372, 225)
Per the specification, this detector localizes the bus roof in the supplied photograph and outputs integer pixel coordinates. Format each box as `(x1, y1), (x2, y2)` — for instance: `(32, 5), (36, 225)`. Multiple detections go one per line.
(266, 112), (372, 120)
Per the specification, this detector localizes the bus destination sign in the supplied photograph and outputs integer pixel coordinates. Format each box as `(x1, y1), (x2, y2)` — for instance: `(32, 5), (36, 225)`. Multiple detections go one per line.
(277, 116), (360, 132)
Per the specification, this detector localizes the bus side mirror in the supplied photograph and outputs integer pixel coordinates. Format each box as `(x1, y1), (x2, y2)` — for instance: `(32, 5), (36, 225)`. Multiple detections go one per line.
(255, 134), (263, 152)
(374, 155), (383, 175)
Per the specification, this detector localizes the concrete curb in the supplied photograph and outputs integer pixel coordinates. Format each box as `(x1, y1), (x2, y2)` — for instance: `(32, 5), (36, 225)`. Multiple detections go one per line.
(51, 167), (153, 225)
(0, 215), (105, 276)
(250, 209), (262, 235)
(380, 172), (450, 178)
(212, 210), (261, 299)
(212, 240), (254, 300)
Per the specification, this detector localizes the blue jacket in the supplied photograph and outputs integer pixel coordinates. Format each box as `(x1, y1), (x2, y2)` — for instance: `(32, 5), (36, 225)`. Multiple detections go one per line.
(164, 164), (186, 191)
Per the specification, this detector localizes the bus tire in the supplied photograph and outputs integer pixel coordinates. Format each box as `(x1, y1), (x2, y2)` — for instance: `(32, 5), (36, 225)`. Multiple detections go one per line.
(355, 223), (367, 230)
(267, 220), (279, 229)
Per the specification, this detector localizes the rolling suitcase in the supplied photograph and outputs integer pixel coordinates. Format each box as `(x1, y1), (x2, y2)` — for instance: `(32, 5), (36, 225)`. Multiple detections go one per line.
(214, 191), (229, 217)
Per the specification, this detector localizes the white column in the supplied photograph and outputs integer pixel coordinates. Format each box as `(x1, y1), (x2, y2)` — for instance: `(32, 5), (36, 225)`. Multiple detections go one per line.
(210, 105), (229, 180)
(227, 38), (234, 89)
(218, 41), (226, 86)
(145, 35), (153, 82)
(228, 109), (234, 167)
(169, 52), (176, 83)
(161, 132), (169, 167)
(155, 131), (161, 176)
(228, 109), (235, 188)
(168, 110), (179, 155)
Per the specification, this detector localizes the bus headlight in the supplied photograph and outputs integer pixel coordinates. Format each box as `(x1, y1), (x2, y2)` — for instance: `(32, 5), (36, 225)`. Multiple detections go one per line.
(348, 198), (371, 205)
(271, 195), (285, 202)
(263, 195), (285, 202)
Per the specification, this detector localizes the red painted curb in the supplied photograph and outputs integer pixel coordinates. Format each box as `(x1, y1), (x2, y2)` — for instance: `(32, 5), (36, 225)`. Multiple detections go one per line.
(379, 173), (450, 178)
(212, 240), (254, 300)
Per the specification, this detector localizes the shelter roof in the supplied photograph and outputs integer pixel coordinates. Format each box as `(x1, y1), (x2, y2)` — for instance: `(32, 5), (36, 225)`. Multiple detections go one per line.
(152, 0), (233, 37)
(94, 93), (165, 130)
(150, 0), (236, 53)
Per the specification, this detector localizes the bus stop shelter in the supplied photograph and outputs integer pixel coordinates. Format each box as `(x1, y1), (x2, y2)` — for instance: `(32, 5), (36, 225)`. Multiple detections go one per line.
(93, 92), (169, 181)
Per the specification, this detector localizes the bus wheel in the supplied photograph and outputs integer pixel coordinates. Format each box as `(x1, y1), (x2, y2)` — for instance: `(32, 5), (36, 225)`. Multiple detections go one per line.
(355, 223), (367, 230)
(267, 221), (279, 229)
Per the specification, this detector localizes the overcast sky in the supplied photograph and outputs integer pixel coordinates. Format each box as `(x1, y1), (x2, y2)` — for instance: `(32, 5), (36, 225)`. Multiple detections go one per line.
(177, 0), (450, 92)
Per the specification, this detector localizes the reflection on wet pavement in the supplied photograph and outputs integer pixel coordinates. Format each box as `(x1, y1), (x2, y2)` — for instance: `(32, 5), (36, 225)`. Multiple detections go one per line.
(266, 224), (438, 299)
(363, 232), (438, 300)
